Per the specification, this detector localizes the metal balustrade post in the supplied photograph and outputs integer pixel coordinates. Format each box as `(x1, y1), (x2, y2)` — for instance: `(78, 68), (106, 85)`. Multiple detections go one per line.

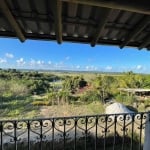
(104, 115), (108, 150)
(139, 113), (143, 150)
(95, 116), (98, 150)
(52, 118), (55, 150)
(131, 114), (135, 150)
(40, 120), (43, 150)
(74, 117), (77, 150)
(0, 122), (3, 150)
(113, 115), (117, 150)
(63, 118), (66, 150)
(27, 121), (30, 150)
(14, 121), (17, 150)
(85, 116), (88, 150)
(122, 114), (126, 150)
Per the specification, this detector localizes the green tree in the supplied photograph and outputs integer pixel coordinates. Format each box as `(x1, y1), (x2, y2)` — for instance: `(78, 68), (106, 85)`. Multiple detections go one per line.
(62, 76), (87, 93)
(92, 75), (116, 103)
(9, 80), (29, 97)
(118, 72), (146, 88)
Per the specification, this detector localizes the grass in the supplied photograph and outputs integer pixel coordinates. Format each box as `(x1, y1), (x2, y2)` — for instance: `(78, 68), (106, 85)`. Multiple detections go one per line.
(0, 92), (149, 120)
(0, 93), (104, 119)
(1, 90), (148, 120)
(39, 101), (104, 118)
(0, 96), (39, 119)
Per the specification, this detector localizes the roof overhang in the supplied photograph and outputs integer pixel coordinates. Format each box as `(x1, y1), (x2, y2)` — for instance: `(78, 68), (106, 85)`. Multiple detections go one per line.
(0, 0), (150, 50)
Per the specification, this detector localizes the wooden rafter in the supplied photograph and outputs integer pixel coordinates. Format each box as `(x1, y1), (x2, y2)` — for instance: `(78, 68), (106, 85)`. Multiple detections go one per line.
(0, 0), (25, 42)
(45, 0), (53, 32)
(139, 36), (150, 50)
(91, 8), (112, 47)
(54, 0), (62, 44)
(13, 0), (28, 31)
(29, 0), (42, 32)
(120, 16), (150, 48)
(61, 0), (150, 15)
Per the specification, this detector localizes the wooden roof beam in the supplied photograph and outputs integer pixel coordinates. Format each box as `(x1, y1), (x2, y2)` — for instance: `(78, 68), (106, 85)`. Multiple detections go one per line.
(61, 0), (150, 15)
(0, 0), (25, 42)
(45, 0), (53, 32)
(139, 36), (150, 50)
(54, 0), (62, 44)
(120, 17), (150, 49)
(91, 8), (112, 47)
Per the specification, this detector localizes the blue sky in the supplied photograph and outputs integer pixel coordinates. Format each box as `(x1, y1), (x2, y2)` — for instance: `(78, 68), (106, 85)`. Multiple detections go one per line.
(0, 37), (150, 73)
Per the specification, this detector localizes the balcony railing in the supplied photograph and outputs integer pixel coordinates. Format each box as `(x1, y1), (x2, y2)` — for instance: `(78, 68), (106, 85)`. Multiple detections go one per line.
(0, 112), (148, 150)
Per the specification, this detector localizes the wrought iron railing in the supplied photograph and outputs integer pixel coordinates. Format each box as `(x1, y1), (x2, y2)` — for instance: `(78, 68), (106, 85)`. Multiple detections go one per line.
(0, 112), (149, 150)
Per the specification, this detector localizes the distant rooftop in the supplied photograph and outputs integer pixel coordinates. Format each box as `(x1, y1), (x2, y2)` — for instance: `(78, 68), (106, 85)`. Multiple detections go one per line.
(0, 0), (150, 50)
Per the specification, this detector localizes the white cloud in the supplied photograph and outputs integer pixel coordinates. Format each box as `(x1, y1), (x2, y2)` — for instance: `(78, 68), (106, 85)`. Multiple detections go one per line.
(30, 59), (36, 66)
(105, 66), (112, 70)
(76, 65), (80, 69)
(85, 65), (97, 71)
(48, 61), (52, 65)
(94, 67), (98, 70)
(0, 58), (7, 63)
(136, 65), (143, 70)
(54, 62), (65, 68)
(16, 58), (25, 65)
(5, 53), (14, 58)
(37, 60), (44, 65)
(86, 66), (89, 70)
(29, 59), (45, 67)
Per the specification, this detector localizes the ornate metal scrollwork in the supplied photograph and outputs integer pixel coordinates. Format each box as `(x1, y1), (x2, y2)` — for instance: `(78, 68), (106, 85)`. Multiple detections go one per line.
(0, 112), (149, 149)
(29, 119), (52, 140)
(54, 118), (75, 138)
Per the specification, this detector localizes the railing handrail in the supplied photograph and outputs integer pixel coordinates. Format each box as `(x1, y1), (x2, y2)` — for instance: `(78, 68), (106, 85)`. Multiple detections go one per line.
(0, 111), (149, 122)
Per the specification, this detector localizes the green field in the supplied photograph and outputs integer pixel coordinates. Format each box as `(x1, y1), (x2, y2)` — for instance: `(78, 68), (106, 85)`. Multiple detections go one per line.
(0, 69), (150, 119)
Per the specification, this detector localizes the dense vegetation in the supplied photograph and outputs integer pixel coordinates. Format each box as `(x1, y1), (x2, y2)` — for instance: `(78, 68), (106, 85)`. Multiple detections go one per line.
(0, 69), (150, 119)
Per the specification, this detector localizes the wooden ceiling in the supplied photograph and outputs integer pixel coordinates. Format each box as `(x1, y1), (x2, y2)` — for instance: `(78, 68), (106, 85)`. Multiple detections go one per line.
(0, 0), (150, 50)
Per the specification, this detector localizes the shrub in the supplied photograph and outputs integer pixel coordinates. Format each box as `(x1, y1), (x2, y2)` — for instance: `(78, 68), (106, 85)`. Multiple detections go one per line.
(32, 100), (50, 106)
